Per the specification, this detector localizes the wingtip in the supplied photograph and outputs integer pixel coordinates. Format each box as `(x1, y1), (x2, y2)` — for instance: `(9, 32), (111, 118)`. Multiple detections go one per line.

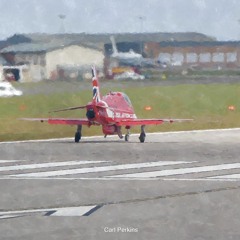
(18, 118), (48, 122)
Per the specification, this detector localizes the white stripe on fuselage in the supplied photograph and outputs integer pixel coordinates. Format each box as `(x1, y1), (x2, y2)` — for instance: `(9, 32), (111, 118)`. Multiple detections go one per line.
(114, 112), (137, 119)
(101, 101), (136, 119)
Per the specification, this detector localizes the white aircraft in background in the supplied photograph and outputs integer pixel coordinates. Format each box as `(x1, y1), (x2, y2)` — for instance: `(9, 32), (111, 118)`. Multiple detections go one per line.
(110, 36), (142, 59)
(110, 36), (155, 67)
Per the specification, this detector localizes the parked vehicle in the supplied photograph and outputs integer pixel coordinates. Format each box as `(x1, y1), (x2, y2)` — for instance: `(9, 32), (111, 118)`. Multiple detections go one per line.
(114, 71), (145, 80)
(0, 82), (22, 97)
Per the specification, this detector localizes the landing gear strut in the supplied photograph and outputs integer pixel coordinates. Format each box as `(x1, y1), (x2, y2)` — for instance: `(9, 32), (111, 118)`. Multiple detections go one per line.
(117, 126), (123, 139)
(139, 125), (146, 143)
(75, 125), (82, 143)
(125, 128), (130, 142)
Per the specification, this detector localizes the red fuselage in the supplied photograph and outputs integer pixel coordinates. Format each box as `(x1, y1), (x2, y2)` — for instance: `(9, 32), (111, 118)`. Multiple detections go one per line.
(85, 91), (136, 135)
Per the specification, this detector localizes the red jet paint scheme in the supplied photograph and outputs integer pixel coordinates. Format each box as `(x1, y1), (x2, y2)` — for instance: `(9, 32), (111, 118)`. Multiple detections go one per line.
(22, 66), (192, 143)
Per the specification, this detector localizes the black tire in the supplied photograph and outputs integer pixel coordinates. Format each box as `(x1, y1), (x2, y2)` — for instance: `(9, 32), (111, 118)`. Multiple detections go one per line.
(75, 132), (81, 143)
(125, 134), (129, 142)
(139, 133), (146, 143)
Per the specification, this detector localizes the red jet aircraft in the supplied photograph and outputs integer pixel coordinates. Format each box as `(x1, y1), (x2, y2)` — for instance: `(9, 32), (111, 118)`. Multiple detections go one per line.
(23, 66), (192, 143)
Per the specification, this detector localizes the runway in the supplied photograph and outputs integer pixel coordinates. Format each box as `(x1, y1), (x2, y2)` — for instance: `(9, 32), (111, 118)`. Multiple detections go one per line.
(1, 129), (240, 240)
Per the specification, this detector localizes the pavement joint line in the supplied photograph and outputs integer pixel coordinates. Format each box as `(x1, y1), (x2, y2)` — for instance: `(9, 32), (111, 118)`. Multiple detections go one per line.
(1, 186), (240, 218)
(98, 185), (240, 207)
(1, 128), (240, 144)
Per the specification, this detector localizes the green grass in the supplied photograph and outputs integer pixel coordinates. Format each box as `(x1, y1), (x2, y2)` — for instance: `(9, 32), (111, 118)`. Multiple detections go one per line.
(1, 82), (240, 141)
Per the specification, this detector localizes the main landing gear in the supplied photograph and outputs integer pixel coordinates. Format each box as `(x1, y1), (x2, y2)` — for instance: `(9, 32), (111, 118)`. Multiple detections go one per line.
(125, 128), (130, 142)
(124, 125), (146, 143)
(139, 125), (146, 143)
(117, 126), (123, 139)
(74, 124), (146, 143)
(75, 125), (82, 143)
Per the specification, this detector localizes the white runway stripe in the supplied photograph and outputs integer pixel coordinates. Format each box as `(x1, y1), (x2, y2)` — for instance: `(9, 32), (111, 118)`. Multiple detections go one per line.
(107, 163), (240, 178)
(10, 161), (193, 178)
(0, 205), (97, 219)
(209, 173), (240, 179)
(0, 160), (107, 172)
(0, 160), (22, 164)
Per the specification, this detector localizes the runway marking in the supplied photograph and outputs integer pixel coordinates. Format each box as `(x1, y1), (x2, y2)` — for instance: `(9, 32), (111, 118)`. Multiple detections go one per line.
(10, 161), (193, 178)
(0, 160), (23, 164)
(0, 205), (100, 219)
(106, 163), (240, 179)
(1, 157), (240, 182)
(3, 176), (240, 182)
(0, 135), (107, 144)
(0, 160), (107, 172)
(1, 128), (240, 144)
(209, 173), (240, 179)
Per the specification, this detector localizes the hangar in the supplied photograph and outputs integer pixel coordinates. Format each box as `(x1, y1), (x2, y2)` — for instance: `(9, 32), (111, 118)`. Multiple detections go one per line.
(144, 41), (240, 69)
(1, 32), (239, 81)
(0, 39), (104, 82)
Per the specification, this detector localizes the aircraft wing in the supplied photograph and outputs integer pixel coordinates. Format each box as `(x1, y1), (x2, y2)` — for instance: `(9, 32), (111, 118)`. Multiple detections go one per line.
(116, 118), (193, 126)
(21, 117), (192, 126)
(20, 118), (90, 125)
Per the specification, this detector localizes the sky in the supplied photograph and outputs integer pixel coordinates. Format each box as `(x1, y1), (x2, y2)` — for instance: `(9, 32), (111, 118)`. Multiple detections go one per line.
(0, 0), (240, 41)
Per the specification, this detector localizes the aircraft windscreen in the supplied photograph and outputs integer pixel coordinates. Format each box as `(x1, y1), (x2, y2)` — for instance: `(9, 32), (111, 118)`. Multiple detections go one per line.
(122, 93), (132, 107)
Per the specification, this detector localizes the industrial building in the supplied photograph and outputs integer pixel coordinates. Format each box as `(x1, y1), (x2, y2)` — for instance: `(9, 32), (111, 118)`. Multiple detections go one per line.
(0, 40), (104, 82)
(144, 41), (240, 69)
(0, 32), (240, 82)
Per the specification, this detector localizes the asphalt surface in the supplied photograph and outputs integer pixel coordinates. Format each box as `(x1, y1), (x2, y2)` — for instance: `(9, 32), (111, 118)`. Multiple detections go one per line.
(1, 129), (240, 240)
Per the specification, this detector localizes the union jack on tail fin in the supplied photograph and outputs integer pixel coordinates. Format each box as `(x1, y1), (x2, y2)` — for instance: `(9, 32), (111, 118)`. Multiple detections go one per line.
(91, 66), (101, 103)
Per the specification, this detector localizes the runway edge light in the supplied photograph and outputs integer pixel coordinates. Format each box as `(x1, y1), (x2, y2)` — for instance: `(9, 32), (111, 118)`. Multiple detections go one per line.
(144, 106), (152, 111)
(228, 105), (236, 111)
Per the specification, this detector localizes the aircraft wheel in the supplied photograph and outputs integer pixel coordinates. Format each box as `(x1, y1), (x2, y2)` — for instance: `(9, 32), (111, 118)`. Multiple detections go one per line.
(75, 132), (81, 143)
(125, 134), (130, 142)
(139, 133), (146, 143)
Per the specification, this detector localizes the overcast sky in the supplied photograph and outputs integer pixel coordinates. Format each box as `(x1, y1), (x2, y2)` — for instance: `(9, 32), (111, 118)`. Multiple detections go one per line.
(0, 0), (239, 41)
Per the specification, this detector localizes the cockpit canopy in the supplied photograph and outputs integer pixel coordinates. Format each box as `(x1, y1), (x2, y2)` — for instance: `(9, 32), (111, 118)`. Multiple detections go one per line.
(122, 93), (132, 107)
(103, 91), (133, 109)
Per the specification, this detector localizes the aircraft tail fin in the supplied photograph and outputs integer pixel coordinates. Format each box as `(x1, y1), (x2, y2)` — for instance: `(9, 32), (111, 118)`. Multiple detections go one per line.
(91, 66), (101, 103)
(110, 36), (118, 55)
